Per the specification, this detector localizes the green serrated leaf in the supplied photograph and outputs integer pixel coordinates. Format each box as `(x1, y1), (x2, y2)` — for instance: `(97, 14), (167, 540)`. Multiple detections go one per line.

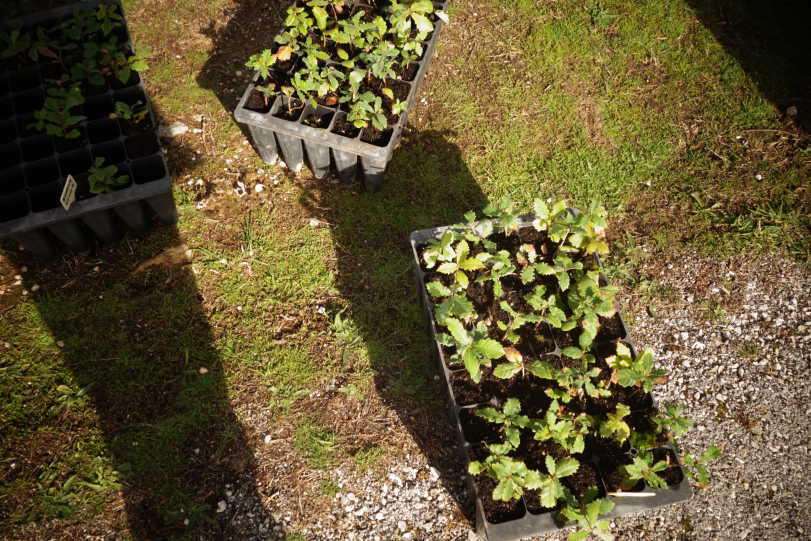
(444, 318), (468, 344)
(561, 347), (582, 359)
(493, 362), (521, 379)
(411, 12), (433, 34)
(527, 360), (555, 379)
(555, 458), (579, 478)
(476, 338), (505, 359)
(425, 280), (451, 298)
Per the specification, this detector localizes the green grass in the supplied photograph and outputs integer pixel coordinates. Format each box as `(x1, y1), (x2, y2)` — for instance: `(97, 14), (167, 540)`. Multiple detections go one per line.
(2, 0), (809, 537)
(294, 419), (340, 470)
(352, 444), (386, 473)
(319, 478), (340, 499)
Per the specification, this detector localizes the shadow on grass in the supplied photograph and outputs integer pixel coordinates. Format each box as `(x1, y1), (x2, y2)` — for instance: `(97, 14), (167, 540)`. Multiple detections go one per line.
(3, 223), (283, 540)
(196, 0), (293, 142)
(296, 130), (488, 526)
(685, 0), (811, 132)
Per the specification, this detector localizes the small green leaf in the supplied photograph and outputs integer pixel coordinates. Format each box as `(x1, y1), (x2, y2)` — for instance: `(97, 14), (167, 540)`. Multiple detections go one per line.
(561, 347), (582, 359)
(455, 270), (469, 288)
(503, 398), (521, 416)
(476, 338), (505, 359)
(311, 6), (328, 29)
(444, 318), (468, 344)
(493, 478), (518, 501)
(493, 362), (521, 379)
(527, 360), (555, 379)
(411, 12), (433, 33)
(555, 457), (579, 478)
(700, 446), (722, 462)
(425, 281), (451, 298)
(462, 348), (482, 381)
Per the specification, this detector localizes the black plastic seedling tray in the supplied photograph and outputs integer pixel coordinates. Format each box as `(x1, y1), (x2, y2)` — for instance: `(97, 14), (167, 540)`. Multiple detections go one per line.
(409, 219), (692, 541)
(0, 0), (175, 259)
(234, 1), (448, 192)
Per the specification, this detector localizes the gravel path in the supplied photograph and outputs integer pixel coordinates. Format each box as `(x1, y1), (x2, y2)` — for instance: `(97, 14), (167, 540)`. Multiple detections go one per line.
(224, 252), (811, 540)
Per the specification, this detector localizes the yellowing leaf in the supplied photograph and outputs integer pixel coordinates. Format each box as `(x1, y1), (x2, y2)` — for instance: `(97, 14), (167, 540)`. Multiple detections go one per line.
(275, 46), (292, 61)
(504, 346), (522, 364)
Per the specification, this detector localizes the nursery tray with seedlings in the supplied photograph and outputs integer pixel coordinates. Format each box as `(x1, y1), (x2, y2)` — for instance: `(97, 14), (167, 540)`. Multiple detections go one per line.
(234, 0), (449, 191)
(410, 199), (721, 541)
(0, 0), (174, 259)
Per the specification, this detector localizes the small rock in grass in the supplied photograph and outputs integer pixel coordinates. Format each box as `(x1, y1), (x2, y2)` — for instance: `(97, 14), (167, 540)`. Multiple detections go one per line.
(199, 367), (209, 374)
(255, 183), (265, 193)
(264, 434), (273, 444)
(159, 121), (189, 138)
(217, 500), (227, 513)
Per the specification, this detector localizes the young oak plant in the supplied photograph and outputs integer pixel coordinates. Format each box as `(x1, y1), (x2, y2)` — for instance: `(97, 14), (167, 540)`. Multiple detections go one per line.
(606, 342), (668, 392)
(437, 318), (504, 383)
(87, 157), (128, 194)
(560, 487), (615, 541)
(475, 398), (529, 449)
(529, 400), (594, 454)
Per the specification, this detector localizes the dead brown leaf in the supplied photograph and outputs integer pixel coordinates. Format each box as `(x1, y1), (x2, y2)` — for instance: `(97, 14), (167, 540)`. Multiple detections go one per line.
(130, 245), (192, 275)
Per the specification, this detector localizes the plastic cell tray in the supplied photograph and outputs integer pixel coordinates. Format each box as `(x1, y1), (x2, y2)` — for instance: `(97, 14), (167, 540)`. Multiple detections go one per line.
(0, 0), (175, 259)
(409, 219), (692, 541)
(234, 1), (449, 192)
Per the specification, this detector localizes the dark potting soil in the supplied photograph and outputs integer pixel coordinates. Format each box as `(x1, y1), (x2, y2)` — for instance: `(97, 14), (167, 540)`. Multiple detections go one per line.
(360, 126), (393, 146)
(564, 461), (604, 499)
(592, 339), (627, 361)
(595, 313), (626, 342)
(598, 453), (644, 493)
(273, 99), (304, 121)
(450, 367), (553, 412)
(394, 62), (418, 81)
(458, 408), (502, 444)
(275, 57), (296, 72)
(586, 385), (653, 416)
(119, 118), (153, 138)
(303, 111), (334, 129)
(553, 328), (577, 349)
(331, 116), (360, 138)
(517, 438), (568, 471)
(125, 133), (160, 159)
(245, 88), (273, 113)
(53, 134), (87, 154)
(386, 79), (411, 102)
(477, 476), (526, 524)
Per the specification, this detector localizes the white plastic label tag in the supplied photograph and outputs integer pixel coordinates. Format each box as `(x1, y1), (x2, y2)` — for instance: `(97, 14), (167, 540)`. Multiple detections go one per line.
(60, 174), (77, 210)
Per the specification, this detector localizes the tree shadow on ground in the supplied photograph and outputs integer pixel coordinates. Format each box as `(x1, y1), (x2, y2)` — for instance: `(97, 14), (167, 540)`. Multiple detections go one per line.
(2, 223), (284, 540)
(197, 0), (293, 140)
(296, 129), (489, 527)
(685, 0), (811, 132)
